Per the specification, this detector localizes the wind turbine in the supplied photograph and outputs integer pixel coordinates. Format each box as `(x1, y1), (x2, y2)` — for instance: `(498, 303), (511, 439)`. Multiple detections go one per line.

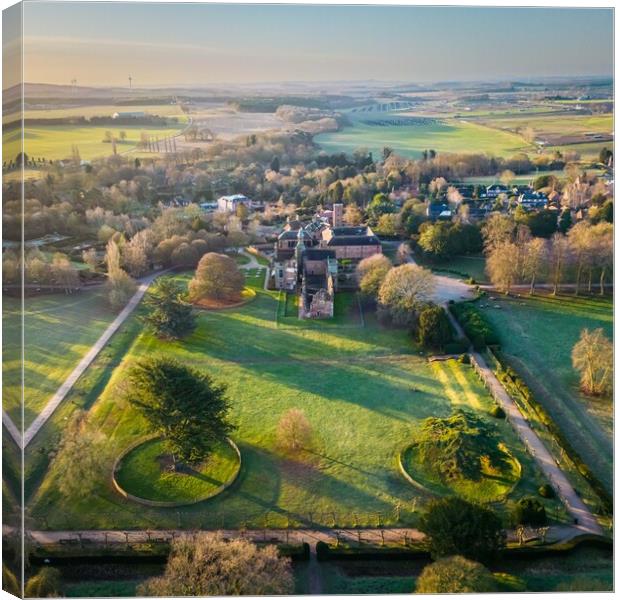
(128, 75), (133, 90)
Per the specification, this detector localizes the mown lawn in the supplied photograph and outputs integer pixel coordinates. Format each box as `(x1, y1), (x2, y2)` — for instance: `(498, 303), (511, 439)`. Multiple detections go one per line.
(3, 289), (121, 429)
(415, 254), (488, 284)
(479, 293), (613, 493)
(29, 270), (559, 530)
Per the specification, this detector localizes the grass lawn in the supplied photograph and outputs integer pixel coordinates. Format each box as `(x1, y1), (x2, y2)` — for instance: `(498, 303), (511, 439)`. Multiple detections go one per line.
(3, 289), (121, 429)
(479, 293), (613, 493)
(316, 116), (529, 160)
(3, 123), (185, 162)
(115, 438), (239, 503)
(415, 254), (488, 283)
(29, 270), (560, 530)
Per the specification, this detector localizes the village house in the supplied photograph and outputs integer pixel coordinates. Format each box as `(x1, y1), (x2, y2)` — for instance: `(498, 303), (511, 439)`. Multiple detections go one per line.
(217, 194), (263, 213)
(518, 190), (549, 210)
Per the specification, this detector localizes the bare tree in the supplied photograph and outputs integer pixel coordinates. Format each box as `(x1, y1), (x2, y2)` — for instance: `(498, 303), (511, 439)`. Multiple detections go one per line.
(137, 534), (294, 596)
(571, 328), (613, 397)
(523, 237), (547, 295)
(277, 408), (313, 452)
(481, 213), (514, 254)
(486, 242), (519, 294)
(550, 233), (570, 295)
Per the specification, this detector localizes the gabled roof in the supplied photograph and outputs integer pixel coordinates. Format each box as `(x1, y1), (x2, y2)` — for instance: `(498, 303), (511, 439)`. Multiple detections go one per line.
(304, 248), (336, 260)
(326, 235), (380, 247)
(331, 226), (368, 236)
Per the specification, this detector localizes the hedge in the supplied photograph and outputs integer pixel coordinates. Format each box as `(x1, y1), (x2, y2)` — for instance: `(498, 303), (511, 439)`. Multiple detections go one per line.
(315, 541), (429, 562)
(448, 302), (499, 350)
(489, 347), (613, 515)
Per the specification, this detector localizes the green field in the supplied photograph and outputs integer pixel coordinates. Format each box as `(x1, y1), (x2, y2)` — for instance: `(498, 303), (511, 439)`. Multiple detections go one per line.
(29, 270), (559, 530)
(479, 294), (613, 493)
(316, 116), (529, 159)
(3, 289), (120, 428)
(3, 123), (185, 162)
(415, 254), (488, 284)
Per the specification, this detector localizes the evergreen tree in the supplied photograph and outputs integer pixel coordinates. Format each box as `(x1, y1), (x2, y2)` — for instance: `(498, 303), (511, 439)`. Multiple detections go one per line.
(142, 277), (196, 340)
(127, 357), (234, 465)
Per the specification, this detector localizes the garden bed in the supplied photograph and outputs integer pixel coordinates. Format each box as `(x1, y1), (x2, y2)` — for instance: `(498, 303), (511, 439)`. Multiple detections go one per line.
(192, 287), (256, 310)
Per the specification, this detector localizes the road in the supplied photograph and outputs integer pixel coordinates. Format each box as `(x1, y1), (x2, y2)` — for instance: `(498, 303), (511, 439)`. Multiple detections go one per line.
(3, 270), (167, 449)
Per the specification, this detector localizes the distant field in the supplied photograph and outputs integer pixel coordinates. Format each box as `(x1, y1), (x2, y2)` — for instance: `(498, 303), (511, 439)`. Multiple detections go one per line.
(3, 123), (185, 162)
(463, 168), (606, 185)
(471, 113), (613, 157)
(316, 115), (529, 159)
(480, 293), (613, 493)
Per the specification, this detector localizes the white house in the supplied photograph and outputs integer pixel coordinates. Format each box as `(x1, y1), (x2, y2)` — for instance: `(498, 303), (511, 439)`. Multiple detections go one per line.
(217, 194), (251, 213)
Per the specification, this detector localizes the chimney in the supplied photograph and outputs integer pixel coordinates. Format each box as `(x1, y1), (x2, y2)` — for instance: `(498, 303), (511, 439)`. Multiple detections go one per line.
(333, 203), (343, 228)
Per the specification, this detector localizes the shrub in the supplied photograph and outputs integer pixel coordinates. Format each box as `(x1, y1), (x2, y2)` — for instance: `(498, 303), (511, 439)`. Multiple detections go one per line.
(458, 352), (470, 364)
(417, 304), (453, 350)
(538, 484), (555, 499)
(419, 497), (506, 564)
(416, 555), (497, 593)
(512, 497), (547, 526)
(490, 405), (505, 419)
(25, 567), (62, 598)
(449, 302), (499, 350)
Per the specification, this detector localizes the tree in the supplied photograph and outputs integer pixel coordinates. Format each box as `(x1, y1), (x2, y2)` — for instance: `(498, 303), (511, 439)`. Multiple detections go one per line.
(486, 242), (519, 294)
(142, 277), (196, 340)
(523, 237), (547, 295)
(188, 253), (244, 302)
(270, 155), (280, 173)
(277, 408), (313, 452)
(377, 264), (435, 327)
(512, 497), (547, 526)
(53, 410), (112, 499)
(418, 222), (450, 258)
(3, 564), (20, 597)
(82, 247), (99, 271)
(51, 253), (80, 293)
(416, 556), (497, 593)
(24, 568), (61, 598)
(119, 130), (127, 142)
(343, 203), (363, 226)
(591, 222), (613, 295)
(126, 357), (234, 465)
(567, 221), (593, 295)
(481, 213), (514, 253)
(419, 497), (506, 564)
(417, 304), (453, 350)
(499, 169), (515, 188)
(550, 233), (569, 295)
(356, 254), (392, 301)
(138, 534), (293, 596)
(571, 328), (613, 397)
(105, 238), (137, 309)
(123, 229), (154, 277)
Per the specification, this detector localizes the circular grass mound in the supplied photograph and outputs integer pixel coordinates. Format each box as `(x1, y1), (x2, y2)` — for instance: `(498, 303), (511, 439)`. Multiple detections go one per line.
(400, 442), (520, 504)
(399, 411), (521, 504)
(192, 287), (256, 310)
(114, 438), (240, 507)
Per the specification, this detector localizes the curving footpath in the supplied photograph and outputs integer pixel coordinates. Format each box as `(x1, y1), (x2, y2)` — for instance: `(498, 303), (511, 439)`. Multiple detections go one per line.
(3, 270), (167, 449)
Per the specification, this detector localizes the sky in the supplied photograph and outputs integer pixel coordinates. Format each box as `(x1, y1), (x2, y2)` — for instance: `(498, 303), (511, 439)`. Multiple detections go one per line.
(11, 2), (615, 87)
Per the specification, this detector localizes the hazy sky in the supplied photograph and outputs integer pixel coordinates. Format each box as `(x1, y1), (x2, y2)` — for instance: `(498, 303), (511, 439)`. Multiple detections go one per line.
(17, 2), (614, 87)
